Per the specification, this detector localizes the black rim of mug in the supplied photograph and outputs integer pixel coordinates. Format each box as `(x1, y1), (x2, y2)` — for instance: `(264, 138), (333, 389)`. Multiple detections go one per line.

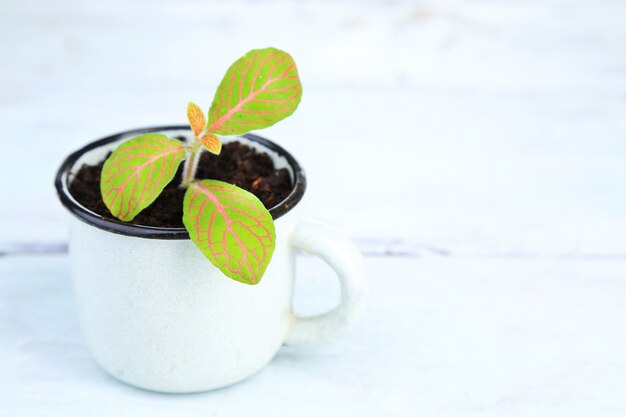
(54, 125), (307, 239)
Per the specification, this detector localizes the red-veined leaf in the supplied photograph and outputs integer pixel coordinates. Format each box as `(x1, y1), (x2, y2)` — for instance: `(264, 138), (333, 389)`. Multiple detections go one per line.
(100, 133), (186, 221)
(183, 180), (276, 285)
(207, 47), (302, 135)
(200, 133), (222, 155)
(187, 101), (206, 137)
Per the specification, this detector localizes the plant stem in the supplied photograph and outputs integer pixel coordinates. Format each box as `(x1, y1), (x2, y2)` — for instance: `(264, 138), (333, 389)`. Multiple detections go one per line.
(181, 138), (203, 188)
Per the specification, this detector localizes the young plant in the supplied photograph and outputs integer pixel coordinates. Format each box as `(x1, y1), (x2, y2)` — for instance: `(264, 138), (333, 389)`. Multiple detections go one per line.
(100, 47), (302, 285)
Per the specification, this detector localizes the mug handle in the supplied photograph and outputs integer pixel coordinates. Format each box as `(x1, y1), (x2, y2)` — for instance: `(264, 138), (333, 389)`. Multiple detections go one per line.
(285, 219), (368, 346)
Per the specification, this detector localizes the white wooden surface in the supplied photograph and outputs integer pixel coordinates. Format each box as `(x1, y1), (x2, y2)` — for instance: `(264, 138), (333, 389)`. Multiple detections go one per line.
(2, 255), (626, 416)
(0, 0), (625, 415)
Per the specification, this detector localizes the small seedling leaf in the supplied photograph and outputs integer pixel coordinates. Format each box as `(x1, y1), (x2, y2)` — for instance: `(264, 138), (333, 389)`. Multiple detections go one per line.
(207, 47), (302, 135)
(183, 180), (276, 285)
(100, 133), (185, 221)
(200, 133), (222, 155)
(187, 102), (206, 137)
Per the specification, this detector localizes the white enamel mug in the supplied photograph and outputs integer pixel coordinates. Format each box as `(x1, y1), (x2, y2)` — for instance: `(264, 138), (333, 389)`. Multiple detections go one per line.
(55, 126), (368, 393)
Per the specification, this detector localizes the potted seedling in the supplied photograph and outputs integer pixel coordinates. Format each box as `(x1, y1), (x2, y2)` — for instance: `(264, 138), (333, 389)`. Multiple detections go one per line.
(56, 47), (367, 393)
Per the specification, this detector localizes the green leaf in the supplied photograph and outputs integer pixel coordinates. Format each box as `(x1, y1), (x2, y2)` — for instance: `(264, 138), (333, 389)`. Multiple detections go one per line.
(207, 47), (302, 135)
(100, 133), (186, 221)
(183, 180), (276, 285)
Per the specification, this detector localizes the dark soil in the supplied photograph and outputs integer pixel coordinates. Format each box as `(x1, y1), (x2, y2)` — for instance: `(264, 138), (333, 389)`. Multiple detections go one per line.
(69, 141), (292, 227)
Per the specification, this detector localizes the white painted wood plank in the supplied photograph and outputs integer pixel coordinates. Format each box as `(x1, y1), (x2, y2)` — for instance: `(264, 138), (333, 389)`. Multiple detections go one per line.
(1, 255), (626, 416)
(1, 0), (625, 256)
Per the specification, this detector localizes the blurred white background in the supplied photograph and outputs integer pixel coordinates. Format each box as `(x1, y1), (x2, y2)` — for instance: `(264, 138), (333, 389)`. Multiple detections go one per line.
(2, 0), (625, 257)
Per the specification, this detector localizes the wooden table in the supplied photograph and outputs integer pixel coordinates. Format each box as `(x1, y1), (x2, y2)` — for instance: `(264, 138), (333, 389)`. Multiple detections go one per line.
(1, 1), (625, 415)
